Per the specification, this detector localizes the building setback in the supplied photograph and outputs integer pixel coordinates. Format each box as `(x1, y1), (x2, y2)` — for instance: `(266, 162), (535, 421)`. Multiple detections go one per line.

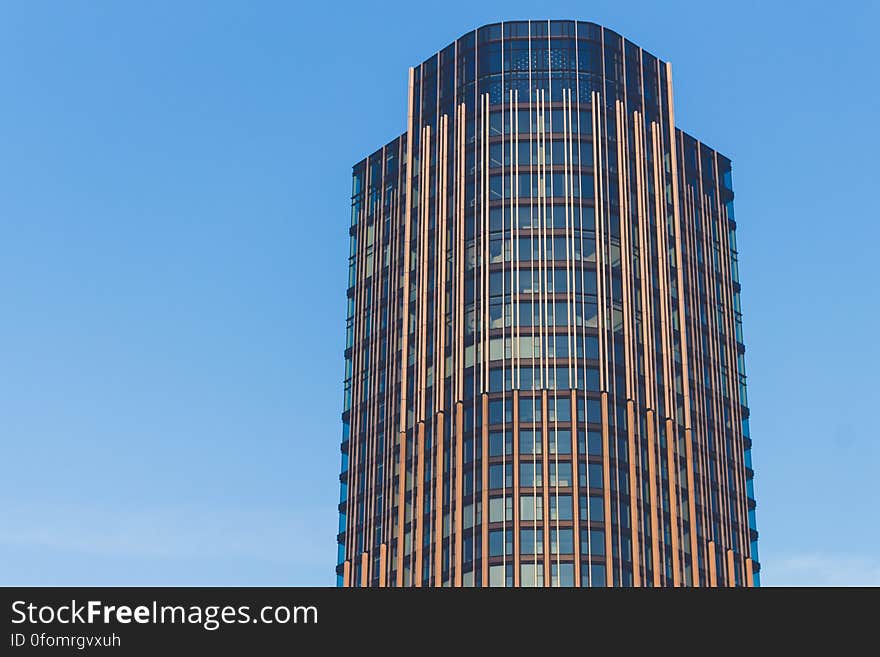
(338, 20), (759, 587)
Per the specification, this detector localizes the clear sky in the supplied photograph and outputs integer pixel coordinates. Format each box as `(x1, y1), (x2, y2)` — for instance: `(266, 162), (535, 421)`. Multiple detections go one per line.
(1, 0), (877, 587)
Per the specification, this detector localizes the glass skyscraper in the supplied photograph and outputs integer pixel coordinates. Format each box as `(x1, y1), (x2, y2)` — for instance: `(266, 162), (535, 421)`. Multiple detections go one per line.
(339, 20), (758, 588)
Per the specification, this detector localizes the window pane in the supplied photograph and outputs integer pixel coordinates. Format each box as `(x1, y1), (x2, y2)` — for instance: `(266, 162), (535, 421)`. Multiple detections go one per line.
(520, 430), (542, 455)
(550, 494), (573, 520)
(520, 494), (543, 521)
(520, 462), (543, 487)
(521, 528), (544, 554)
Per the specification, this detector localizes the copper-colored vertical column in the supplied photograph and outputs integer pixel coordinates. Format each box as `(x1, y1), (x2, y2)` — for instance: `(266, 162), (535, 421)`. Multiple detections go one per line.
(379, 140), (404, 563)
(433, 411), (445, 586)
(457, 103), (468, 585)
(726, 549), (736, 587)
(379, 543), (387, 587)
(589, 91), (604, 586)
(704, 188), (731, 560)
(431, 114), (450, 587)
(395, 430), (407, 586)
(745, 557), (755, 588)
(362, 148), (382, 569)
(541, 389), (551, 585)
(687, 179), (713, 586)
(708, 540), (718, 587)
(512, 91), (521, 384)
(616, 101), (642, 587)
(563, 90), (576, 394)
(633, 113), (659, 586)
(413, 125), (432, 586)
(395, 67), (417, 587)
(454, 401), (464, 585)
(648, 124), (667, 584)
(682, 180), (710, 585)
(665, 64), (700, 586)
(626, 400), (641, 586)
(453, 104), (467, 401)
(600, 391), (613, 587)
(414, 421), (426, 586)
(482, 94), (491, 393)
(343, 559), (351, 588)
(481, 393), (489, 586)
(684, 428), (699, 587)
(665, 418), (682, 586)
(360, 552), (369, 587)
(513, 389), (521, 586)
(645, 409), (661, 586)
(417, 126), (431, 423)
(650, 120), (681, 588)
(562, 90), (579, 587)
(570, 389), (581, 586)
(634, 114), (659, 587)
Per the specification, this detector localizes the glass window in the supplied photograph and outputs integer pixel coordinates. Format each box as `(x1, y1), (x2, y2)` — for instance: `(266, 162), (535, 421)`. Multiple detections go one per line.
(580, 528), (605, 555)
(489, 112), (504, 137)
(521, 528), (544, 554)
(489, 270), (505, 297)
(520, 494), (543, 521)
(586, 398), (602, 421)
(579, 139), (594, 166)
(520, 430), (542, 455)
(550, 462), (573, 487)
(489, 207), (504, 232)
(518, 268), (538, 294)
(550, 494), (573, 520)
(549, 335), (570, 358)
(550, 305), (569, 332)
(552, 529), (575, 555)
(489, 431), (513, 456)
(488, 237), (506, 263)
(517, 238), (535, 263)
(519, 396), (542, 422)
(520, 563), (544, 587)
(520, 461), (543, 487)
(489, 299), (513, 328)
(515, 205), (532, 229)
(590, 563), (606, 587)
(488, 399), (512, 423)
(489, 142), (504, 168)
(517, 140), (533, 166)
(550, 140), (569, 166)
(549, 429), (571, 454)
(489, 463), (512, 489)
(489, 529), (513, 557)
(586, 367), (600, 391)
(489, 174), (504, 200)
(589, 495), (604, 522)
(587, 430), (603, 455)
(552, 563), (575, 587)
(489, 496), (512, 523)
(489, 564), (506, 587)
(489, 529), (504, 557)
(549, 396), (571, 421)
(488, 368), (504, 392)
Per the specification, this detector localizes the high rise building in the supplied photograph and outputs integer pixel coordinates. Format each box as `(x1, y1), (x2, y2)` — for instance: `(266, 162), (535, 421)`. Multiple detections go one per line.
(338, 20), (758, 588)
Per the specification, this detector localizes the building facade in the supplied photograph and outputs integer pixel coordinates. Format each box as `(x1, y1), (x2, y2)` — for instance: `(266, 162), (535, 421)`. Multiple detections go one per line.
(338, 20), (759, 588)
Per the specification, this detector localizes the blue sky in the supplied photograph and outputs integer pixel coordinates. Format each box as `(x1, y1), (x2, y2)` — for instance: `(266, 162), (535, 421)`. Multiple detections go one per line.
(0, 1), (877, 586)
